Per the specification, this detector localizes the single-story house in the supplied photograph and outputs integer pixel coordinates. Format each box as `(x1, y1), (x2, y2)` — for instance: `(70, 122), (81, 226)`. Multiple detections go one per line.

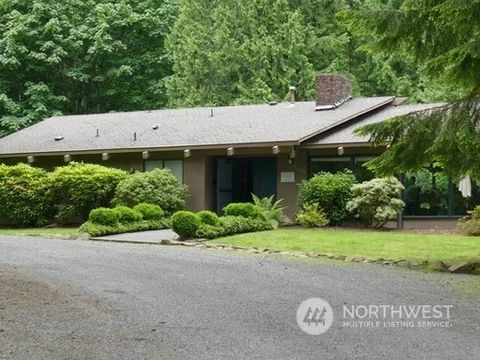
(0, 74), (474, 228)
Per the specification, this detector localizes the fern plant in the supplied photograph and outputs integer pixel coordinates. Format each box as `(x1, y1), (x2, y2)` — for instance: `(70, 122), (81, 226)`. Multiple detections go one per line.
(252, 194), (284, 229)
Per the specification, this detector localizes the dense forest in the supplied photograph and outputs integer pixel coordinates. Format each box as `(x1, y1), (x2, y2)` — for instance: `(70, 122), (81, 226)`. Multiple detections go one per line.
(0, 0), (464, 136)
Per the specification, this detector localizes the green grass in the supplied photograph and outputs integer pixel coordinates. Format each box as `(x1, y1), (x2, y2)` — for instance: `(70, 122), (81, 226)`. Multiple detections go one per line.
(0, 227), (78, 237)
(210, 228), (480, 263)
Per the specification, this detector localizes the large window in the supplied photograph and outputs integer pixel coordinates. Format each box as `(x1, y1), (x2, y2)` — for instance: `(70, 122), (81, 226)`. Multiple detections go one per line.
(309, 156), (480, 217)
(309, 156), (375, 182)
(144, 159), (183, 183)
(404, 169), (480, 216)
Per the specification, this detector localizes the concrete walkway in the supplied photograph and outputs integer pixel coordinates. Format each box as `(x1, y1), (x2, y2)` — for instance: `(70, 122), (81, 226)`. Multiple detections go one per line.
(91, 229), (179, 244)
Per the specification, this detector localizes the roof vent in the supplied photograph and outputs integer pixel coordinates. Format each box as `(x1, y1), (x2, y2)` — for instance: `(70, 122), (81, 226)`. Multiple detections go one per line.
(315, 74), (352, 111)
(54, 136), (64, 141)
(152, 125), (159, 130)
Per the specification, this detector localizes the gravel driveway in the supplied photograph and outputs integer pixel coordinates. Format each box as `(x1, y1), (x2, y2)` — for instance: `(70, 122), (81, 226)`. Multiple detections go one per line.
(0, 236), (479, 360)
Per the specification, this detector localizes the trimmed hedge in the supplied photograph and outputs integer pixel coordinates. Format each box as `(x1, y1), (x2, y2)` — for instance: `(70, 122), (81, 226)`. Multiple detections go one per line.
(80, 219), (169, 238)
(171, 211), (201, 238)
(115, 206), (143, 224)
(133, 203), (164, 221)
(196, 215), (274, 239)
(223, 203), (259, 219)
(89, 207), (120, 227)
(197, 210), (220, 226)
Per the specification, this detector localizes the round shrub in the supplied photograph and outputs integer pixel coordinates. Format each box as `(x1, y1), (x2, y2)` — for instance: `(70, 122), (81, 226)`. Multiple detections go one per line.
(114, 206), (143, 224)
(49, 162), (128, 222)
(113, 169), (188, 215)
(89, 208), (120, 227)
(223, 203), (259, 219)
(298, 170), (356, 225)
(133, 203), (164, 221)
(171, 211), (201, 238)
(197, 210), (220, 226)
(296, 204), (329, 228)
(0, 164), (53, 227)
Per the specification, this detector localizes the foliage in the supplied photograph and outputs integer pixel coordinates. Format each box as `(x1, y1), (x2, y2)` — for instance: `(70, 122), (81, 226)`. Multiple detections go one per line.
(223, 202), (259, 219)
(171, 211), (200, 238)
(49, 162), (127, 222)
(80, 219), (169, 237)
(296, 203), (329, 228)
(0, 164), (53, 226)
(114, 206), (143, 224)
(196, 224), (224, 239)
(298, 170), (356, 225)
(459, 205), (480, 236)
(343, 0), (480, 178)
(0, 0), (178, 136)
(252, 194), (284, 229)
(219, 216), (273, 237)
(113, 169), (188, 215)
(197, 210), (220, 226)
(133, 203), (164, 221)
(88, 207), (120, 227)
(346, 177), (405, 228)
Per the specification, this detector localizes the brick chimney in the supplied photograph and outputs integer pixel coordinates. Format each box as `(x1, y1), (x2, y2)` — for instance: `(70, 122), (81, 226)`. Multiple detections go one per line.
(315, 74), (352, 110)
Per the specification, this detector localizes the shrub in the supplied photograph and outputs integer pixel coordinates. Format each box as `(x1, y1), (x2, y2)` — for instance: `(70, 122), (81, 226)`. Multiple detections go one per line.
(252, 194), (284, 229)
(459, 205), (480, 236)
(219, 216), (273, 236)
(197, 210), (220, 226)
(115, 206), (143, 224)
(346, 177), (405, 228)
(299, 170), (356, 225)
(196, 224), (224, 239)
(296, 203), (329, 228)
(113, 168), (188, 215)
(49, 162), (127, 222)
(0, 164), (53, 226)
(171, 211), (201, 238)
(133, 203), (164, 221)
(80, 219), (169, 238)
(223, 202), (258, 219)
(89, 208), (120, 227)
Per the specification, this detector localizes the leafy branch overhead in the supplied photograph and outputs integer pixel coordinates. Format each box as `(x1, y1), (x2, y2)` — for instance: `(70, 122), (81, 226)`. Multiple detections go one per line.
(344, 0), (480, 178)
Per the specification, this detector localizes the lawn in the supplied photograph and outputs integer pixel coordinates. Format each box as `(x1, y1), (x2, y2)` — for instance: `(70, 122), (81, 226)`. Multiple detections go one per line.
(0, 227), (78, 237)
(210, 228), (480, 263)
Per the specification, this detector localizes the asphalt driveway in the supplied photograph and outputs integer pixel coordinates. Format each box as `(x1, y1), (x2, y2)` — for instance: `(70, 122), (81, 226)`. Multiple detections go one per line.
(0, 236), (479, 360)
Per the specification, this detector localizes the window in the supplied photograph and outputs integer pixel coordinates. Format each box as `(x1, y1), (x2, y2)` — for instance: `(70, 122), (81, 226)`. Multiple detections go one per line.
(309, 156), (375, 182)
(144, 159), (183, 183)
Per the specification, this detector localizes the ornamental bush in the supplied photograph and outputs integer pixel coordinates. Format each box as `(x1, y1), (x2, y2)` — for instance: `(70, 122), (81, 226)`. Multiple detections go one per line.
(196, 224), (224, 239)
(299, 170), (356, 225)
(115, 206), (143, 224)
(252, 194), (284, 229)
(223, 202), (259, 219)
(296, 203), (329, 228)
(171, 211), (201, 238)
(459, 205), (480, 236)
(113, 169), (188, 216)
(346, 177), (405, 228)
(88, 208), (120, 227)
(219, 216), (273, 236)
(49, 162), (128, 222)
(0, 164), (53, 227)
(133, 203), (164, 221)
(197, 210), (220, 226)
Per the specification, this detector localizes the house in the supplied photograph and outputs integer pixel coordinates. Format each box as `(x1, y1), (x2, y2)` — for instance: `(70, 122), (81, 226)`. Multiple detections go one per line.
(0, 74), (471, 228)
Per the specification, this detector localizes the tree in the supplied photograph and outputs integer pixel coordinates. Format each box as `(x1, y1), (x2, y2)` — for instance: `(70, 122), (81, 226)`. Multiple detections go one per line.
(165, 0), (347, 106)
(0, 0), (178, 136)
(342, 1), (480, 178)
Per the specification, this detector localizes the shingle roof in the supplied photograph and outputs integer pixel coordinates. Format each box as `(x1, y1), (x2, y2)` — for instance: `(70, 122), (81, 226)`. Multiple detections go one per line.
(0, 97), (393, 156)
(304, 103), (445, 146)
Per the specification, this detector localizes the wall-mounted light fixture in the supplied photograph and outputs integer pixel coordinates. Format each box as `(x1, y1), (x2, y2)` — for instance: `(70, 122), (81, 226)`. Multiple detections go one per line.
(102, 153), (110, 161)
(227, 147), (235, 156)
(64, 154), (72, 163)
(142, 151), (150, 160)
(337, 146), (345, 156)
(184, 149), (191, 158)
(272, 145), (280, 155)
(27, 155), (35, 164)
